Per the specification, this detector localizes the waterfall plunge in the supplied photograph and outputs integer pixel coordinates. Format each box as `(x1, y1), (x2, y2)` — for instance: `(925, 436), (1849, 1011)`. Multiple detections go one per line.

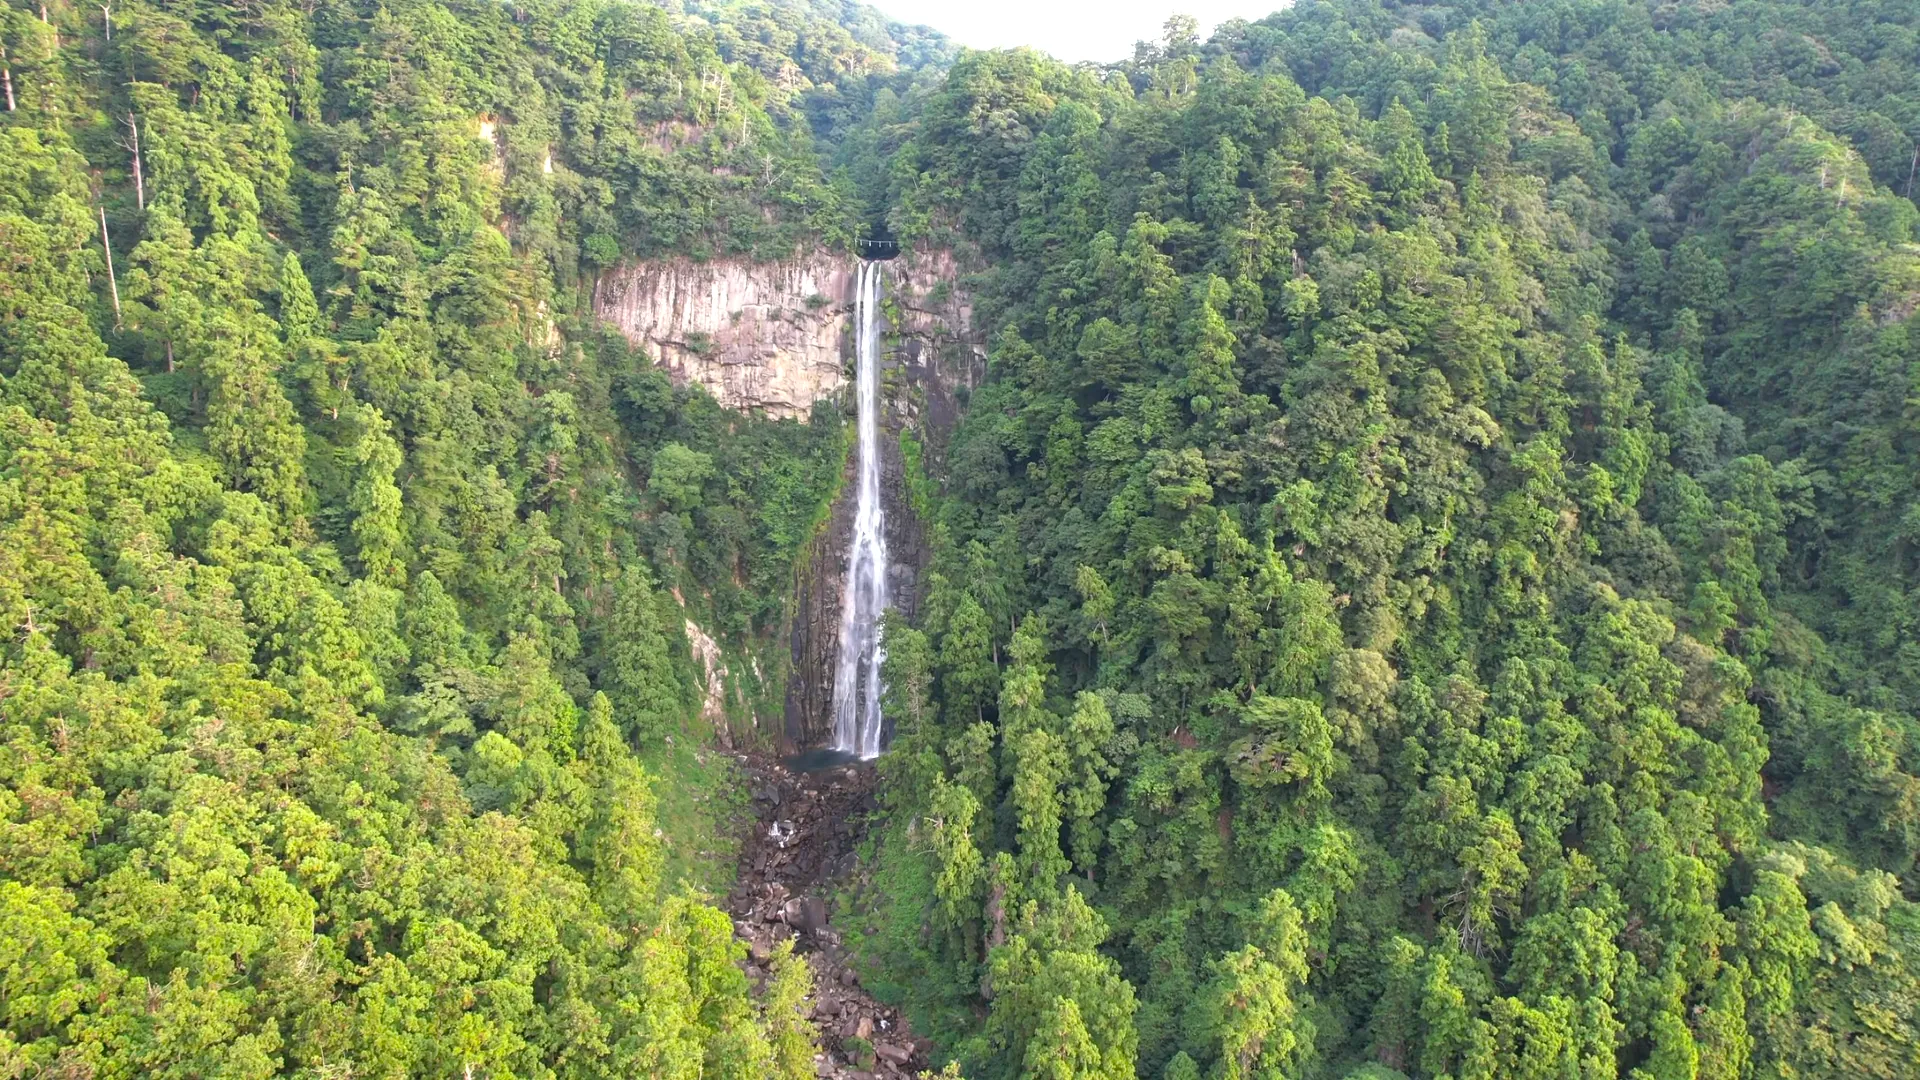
(831, 260), (890, 759)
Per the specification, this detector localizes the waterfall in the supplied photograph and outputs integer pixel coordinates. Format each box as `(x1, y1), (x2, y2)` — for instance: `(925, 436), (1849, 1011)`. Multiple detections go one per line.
(831, 260), (890, 759)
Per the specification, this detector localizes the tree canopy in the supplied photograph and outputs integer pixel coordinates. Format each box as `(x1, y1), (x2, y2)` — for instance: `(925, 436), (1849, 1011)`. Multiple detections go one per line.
(0, 0), (936, 1073)
(851, 3), (1920, 1079)
(9, 0), (1920, 1078)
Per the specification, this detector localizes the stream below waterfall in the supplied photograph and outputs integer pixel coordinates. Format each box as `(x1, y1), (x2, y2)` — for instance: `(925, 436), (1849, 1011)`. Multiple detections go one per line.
(726, 753), (935, 1077)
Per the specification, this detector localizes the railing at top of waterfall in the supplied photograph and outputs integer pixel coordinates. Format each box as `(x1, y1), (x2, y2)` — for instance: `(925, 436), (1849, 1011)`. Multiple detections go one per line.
(855, 236), (900, 259)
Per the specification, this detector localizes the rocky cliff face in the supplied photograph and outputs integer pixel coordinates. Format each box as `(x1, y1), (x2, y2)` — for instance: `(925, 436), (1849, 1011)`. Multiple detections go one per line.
(593, 253), (856, 420)
(785, 483), (856, 751)
(596, 247), (984, 751)
(591, 248), (982, 424)
(881, 245), (985, 607)
(888, 247), (983, 439)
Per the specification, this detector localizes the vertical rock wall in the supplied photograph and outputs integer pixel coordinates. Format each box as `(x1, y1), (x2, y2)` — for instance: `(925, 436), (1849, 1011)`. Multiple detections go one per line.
(593, 253), (856, 420)
(785, 480), (857, 750)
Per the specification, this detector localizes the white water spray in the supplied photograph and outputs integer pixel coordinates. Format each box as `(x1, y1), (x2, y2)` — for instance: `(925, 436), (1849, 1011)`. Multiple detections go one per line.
(832, 260), (890, 759)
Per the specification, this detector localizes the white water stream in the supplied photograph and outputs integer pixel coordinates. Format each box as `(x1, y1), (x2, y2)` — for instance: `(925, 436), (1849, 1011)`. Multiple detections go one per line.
(831, 260), (890, 759)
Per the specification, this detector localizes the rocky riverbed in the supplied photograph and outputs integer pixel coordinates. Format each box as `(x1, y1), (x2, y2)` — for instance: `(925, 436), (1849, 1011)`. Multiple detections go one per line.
(725, 753), (937, 1079)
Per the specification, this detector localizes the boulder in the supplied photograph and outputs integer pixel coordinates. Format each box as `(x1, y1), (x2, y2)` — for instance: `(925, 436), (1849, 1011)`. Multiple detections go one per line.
(782, 895), (829, 934)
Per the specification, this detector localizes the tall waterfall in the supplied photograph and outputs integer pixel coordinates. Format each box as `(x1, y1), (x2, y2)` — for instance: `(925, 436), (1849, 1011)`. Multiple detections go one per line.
(832, 260), (890, 759)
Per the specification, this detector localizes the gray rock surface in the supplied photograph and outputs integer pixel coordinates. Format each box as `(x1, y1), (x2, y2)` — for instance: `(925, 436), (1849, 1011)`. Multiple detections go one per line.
(726, 754), (945, 1079)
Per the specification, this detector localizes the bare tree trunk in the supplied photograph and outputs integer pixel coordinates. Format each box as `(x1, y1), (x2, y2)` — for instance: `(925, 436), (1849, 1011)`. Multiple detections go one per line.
(99, 204), (121, 328)
(1907, 144), (1918, 200)
(124, 112), (144, 209)
(40, 3), (59, 52)
(99, 3), (109, 42)
(2, 55), (14, 113)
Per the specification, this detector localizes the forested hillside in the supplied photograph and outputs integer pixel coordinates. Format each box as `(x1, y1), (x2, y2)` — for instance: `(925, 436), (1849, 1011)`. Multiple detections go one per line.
(852, 2), (1920, 1079)
(7, 0), (1920, 1078)
(0, 0), (934, 1074)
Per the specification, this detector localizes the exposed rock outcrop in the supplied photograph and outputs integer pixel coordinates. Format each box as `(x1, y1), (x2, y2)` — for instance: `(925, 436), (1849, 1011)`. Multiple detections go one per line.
(786, 488), (856, 751)
(590, 248), (984, 427)
(593, 253), (856, 420)
(888, 246), (984, 442)
(877, 246), (985, 624)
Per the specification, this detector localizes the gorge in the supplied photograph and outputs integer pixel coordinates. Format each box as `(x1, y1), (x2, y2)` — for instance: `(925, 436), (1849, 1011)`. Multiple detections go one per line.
(10, 1), (1920, 1077)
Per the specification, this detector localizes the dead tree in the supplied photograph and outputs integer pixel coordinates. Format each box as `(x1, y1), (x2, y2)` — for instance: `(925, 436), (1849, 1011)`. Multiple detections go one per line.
(118, 111), (144, 209)
(99, 203), (121, 327)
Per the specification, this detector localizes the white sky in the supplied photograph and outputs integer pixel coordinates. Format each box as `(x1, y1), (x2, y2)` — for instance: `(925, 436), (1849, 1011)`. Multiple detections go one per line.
(871, 1), (1288, 64)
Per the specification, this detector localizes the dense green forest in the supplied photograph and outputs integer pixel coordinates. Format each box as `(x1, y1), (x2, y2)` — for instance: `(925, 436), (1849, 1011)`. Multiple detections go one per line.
(853, 2), (1920, 1079)
(0, 0), (933, 1074)
(5, 0), (1920, 1078)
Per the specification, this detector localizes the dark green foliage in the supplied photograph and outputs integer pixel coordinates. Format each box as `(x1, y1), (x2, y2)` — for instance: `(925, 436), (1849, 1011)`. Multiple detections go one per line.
(846, 5), (1920, 1080)
(13, 0), (1920, 1076)
(0, 0), (932, 1073)
(618, 366), (848, 639)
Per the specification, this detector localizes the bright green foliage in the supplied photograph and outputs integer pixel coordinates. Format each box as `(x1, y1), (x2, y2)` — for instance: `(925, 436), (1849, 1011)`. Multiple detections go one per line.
(650, 441), (716, 513)
(763, 938), (819, 1080)
(1186, 890), (1315, 1080)
(847, 5), (1920, 1080)
(1022, 997), (1105, 1080)
(603, 563), (690, 742)
(0, 0), (952, 1071)
(14, 0), (1920, 1076)
(984, 887), (1138, 1080)
(927, 776), (987, 927)
(347, 403), (407, 585)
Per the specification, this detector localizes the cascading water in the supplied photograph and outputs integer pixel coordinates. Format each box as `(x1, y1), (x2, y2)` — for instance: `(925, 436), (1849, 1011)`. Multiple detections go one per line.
(831, 260), (890, 759)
